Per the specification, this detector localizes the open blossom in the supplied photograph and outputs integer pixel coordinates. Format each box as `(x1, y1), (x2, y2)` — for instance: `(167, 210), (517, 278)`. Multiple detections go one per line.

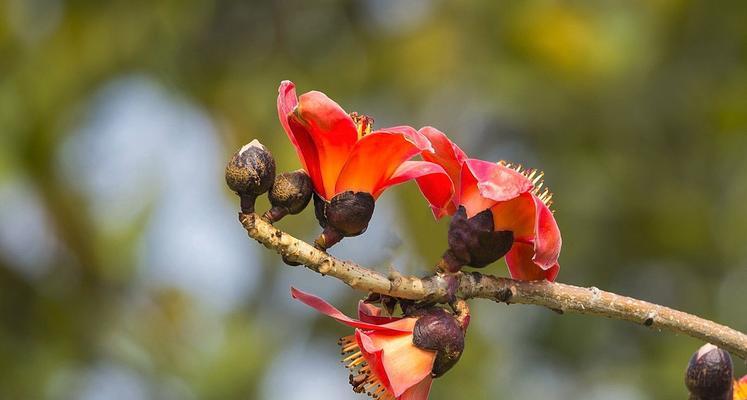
(277, 81), (451, 248)
(291, 287), (437, 400)
(414, 127), (561, 281)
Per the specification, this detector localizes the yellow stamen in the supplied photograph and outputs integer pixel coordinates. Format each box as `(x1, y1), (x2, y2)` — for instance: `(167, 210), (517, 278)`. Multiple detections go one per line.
(499, 160), (555, 210)
(342, 351), (362, 362)
(350, 112), (374, 139)
(338, 335), (395, 399)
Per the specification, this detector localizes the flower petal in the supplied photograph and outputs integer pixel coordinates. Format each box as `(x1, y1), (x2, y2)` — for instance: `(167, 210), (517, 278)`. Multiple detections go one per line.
(358, 301), (402, 325)
(492, 193), (561, 278)
(278, 81), (325, 196)
(490, 192), (536, 239)
(505, 243), (560, 282)
(357, 330), (436, 397)
(383, 161), (455, 219)
(419, 126), (468, 187)
(290, 287), (413, 333)
(279, 81), (358, 198)
(400, 375), (433, 400)
(533, 195), (562, 270)
(465, 159), (534, 203)
(334, 127), (431, 197)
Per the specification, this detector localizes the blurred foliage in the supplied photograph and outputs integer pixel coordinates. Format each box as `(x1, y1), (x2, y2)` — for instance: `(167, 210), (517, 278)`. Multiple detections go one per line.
(2, 0), (747, 399)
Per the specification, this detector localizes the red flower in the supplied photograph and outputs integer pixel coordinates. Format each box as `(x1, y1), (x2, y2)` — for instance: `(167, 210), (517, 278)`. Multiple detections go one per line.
(415, 127), (562, 281)
(291, 287), (436, 400)
(277, 81), (449, 206)
(277, 81), (452, 247)
(735, 375), (747, 400)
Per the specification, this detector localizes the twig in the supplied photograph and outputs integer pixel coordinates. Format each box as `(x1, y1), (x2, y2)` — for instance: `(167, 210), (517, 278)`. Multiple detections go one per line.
(239, 212), (747, 360)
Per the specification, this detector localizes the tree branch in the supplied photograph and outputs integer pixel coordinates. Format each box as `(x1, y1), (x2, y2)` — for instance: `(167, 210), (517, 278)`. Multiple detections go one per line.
(239, 212), (747, 360)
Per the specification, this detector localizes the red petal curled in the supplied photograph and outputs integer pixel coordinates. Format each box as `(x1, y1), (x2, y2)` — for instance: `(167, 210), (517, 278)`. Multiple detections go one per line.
(290, 287), (413, 333)
(457, 160), (533, 218)
(383, 161), (455, 219)
(419, 126), (467, 189)
(334, 126), (431, 198)
(278, 81), (324, 195)
(491, 193), (562, 281)
(278, 81), (358, 199)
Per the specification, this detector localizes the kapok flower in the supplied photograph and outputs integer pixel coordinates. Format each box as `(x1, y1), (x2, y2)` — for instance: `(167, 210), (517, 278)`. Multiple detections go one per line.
(278, 81), (451, 249)
(291, 288), (465, 400)
(414, 126), (561, 281)
(735, 375), (747, 400)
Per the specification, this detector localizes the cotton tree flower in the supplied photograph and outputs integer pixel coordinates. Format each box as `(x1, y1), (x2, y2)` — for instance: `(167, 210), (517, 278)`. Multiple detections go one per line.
(277, 81), (451, 249)
(291, 288), (465, 400)
(413, 127), (561, 281)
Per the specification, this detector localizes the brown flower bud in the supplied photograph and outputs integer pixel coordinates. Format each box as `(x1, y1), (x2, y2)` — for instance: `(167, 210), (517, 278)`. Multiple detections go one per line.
(225, 140), (276, 213)
(263, 169), (313, 223)
(439, 206), (513, 272)
(313, 191), (375, 249)
(685, 343), (733, 400)
(412, 308), (465, 378)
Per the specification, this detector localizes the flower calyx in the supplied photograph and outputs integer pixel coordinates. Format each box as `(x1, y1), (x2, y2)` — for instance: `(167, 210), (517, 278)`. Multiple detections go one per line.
(313, 191), (375, 250)
(412, 307), (466, 378)
(438, 206), (514, 273)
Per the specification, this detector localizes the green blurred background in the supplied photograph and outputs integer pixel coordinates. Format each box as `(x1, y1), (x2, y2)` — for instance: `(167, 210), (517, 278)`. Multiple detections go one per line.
(2, 1), (746, 399)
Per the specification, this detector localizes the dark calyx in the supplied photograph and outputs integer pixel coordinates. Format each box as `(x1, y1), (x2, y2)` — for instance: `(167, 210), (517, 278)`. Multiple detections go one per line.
(685, 344), (733, 400)
(412, 308), (465, 378)
(440, 206), (513, 272)
(263, 169), (313, 223)
(225, 141), (276, 213)
(313, 191), (375, 249)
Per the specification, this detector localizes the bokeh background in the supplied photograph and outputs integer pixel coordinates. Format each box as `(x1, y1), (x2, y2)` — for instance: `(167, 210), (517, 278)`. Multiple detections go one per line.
(2, 1), (747, 399)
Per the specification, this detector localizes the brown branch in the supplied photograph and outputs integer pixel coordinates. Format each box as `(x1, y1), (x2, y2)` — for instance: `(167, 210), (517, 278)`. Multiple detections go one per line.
(239, 212), (747, 360)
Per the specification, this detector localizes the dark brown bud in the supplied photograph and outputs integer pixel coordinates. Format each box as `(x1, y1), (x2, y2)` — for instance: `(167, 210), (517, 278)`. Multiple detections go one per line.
(412, 308), (465, 378)
(313, 191), (375, 249)
(440, 206), (513, 272)
(225, 140), (276, 213)
(685, 343), (733, 400)
(263, 169), (313, 223)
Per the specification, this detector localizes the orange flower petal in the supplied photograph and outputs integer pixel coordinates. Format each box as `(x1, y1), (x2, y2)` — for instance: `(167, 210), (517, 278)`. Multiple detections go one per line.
(490, 192), (536, 238)
(357, 329), (436, 397)
(505, 243), (560, 281)
(399, 375), (433, 400)
(383, 161), (454, 219)
(278, 81), (358, 199)
(334, 127), (430, 197)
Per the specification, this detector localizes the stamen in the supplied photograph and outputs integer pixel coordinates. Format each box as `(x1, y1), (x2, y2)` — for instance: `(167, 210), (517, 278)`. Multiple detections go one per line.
(499, 160), (555, 210)
(350, 112), (374, 139)
(342, 351), (362, 362)
(338, 335), (395, 399)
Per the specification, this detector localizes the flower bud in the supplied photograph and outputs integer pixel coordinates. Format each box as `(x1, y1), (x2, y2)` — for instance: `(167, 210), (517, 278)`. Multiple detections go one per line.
(313, 191), (375, 249)
(685, 343), (733, 400)
(439, 206), (513, 272)
(412, 308), (465, 378)
(263, 169), (313, 223)
(225, 140), (276, 213)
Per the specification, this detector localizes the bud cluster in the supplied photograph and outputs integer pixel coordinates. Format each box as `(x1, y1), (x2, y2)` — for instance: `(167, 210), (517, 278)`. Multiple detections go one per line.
(225, 140), (312, 221)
